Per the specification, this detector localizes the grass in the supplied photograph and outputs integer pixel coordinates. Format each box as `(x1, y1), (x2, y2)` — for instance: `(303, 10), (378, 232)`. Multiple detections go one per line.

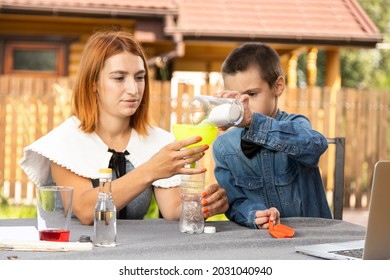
(0, 194), (159, 220)
(0, 194), (227, 221)
(144, 194), (160, 219)
(0, 194), (37, 218)
(0, 204), (37, 219)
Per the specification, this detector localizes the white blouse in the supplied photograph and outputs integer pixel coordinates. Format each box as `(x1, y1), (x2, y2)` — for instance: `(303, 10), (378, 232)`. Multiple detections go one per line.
(19, 116), (181, 188)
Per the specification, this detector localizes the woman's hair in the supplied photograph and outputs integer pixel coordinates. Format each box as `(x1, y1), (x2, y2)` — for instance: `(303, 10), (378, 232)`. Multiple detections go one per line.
(221, 42), (285, 88)
(72, 29), (151, 135)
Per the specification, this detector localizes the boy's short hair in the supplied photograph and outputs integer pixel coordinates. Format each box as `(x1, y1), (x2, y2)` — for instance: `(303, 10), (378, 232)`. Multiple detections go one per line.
(221, 42), (285, 88)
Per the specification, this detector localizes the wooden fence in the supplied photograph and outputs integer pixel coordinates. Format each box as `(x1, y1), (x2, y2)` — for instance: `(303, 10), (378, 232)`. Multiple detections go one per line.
(1, 75), (389, 211)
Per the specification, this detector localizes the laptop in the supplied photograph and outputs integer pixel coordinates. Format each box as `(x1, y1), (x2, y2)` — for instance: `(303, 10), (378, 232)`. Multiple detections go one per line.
(295, 160), (390, 260)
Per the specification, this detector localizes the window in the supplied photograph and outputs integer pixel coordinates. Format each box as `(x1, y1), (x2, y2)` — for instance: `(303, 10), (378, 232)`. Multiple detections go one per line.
(4, 42), (66, 76)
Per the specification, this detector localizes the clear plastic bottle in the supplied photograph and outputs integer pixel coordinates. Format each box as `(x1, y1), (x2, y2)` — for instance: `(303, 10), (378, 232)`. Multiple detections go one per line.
(188, 95), (244, 126)
(94, 168), (116, 247)
(179, 161), (205, 234)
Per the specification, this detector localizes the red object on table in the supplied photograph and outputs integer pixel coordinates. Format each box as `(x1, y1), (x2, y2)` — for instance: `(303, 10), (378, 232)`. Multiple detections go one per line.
(269, 220), (294, 238)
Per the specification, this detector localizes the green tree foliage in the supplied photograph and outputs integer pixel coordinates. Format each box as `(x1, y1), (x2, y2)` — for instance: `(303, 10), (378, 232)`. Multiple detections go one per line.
(297, 0), (390, 89)
(342, 0), (390, 89)
(340, 48), (380, 88)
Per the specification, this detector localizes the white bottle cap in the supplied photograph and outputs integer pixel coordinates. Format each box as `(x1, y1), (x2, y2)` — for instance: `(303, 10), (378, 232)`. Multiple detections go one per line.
(203, 226), (216, 233)
(99, 168), (112, 179)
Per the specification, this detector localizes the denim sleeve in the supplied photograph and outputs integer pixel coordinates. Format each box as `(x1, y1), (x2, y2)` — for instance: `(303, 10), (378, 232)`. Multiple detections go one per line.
(242, 113), (328, 167)
(213, 138), (267, 229)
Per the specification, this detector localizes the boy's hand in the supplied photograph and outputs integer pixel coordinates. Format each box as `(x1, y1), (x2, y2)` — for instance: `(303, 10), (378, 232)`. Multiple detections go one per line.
(214, 90), (252, 128)
(254, 207), (280, 229)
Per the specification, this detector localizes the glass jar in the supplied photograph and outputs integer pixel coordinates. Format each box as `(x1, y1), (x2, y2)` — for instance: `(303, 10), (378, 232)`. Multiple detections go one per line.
(188, 95), (244, 126)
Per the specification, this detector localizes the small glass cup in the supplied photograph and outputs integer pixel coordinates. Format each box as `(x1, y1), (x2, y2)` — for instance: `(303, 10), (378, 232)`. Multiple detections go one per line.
(35, 186), (73, 242)
(188, 95), (244, 126)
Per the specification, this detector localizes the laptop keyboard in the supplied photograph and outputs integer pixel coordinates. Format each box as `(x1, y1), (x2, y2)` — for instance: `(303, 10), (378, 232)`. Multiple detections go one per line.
(330, 248), (363, 259)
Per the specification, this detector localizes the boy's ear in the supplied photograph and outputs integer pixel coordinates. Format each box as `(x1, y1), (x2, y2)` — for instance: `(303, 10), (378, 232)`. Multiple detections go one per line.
(274, 76), (285, 97)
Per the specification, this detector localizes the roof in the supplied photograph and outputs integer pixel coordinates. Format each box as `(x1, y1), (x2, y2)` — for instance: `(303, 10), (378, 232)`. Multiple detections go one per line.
(0, 0), (178, 15)
(173, 0), (382, 47)
(0, 0), (382, 47)
(0, 0), (176, 9)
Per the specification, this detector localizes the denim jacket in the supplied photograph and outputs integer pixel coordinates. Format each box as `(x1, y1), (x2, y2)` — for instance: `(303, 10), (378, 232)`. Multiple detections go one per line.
(212, 110), (332, 229)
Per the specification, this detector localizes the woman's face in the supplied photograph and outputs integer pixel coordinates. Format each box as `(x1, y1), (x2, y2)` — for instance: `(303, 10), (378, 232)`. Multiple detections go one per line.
(96, 51), (146, 120)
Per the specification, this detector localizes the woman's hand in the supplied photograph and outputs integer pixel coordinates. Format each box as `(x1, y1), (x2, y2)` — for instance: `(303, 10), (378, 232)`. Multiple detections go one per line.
(201, 183), (229, 218)
(142, 136), (209, 182)
(254, 207), (280, 229)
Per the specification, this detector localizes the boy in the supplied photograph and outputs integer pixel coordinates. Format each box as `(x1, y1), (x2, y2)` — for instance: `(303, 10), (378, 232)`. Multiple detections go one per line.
(213, 42), (332, 229)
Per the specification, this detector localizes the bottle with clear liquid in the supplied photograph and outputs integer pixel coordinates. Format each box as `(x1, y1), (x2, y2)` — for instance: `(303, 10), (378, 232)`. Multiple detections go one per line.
(189, 95), (244, 126)
(94, 168), (116, 247)
(179, 161), (205, 234)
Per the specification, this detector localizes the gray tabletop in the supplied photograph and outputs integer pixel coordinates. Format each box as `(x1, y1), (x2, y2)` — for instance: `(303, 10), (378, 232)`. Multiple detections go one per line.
(0, 217), (366, 260)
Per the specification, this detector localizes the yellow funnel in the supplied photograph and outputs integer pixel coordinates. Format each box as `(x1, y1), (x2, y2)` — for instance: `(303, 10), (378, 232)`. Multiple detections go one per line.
(172, 124), (217, 149)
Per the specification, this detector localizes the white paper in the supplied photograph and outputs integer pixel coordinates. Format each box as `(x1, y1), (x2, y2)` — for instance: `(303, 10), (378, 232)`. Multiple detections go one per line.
(0, 239), (93, 251)
(0, 226), (39, 241)
(0, 226), (93, 251)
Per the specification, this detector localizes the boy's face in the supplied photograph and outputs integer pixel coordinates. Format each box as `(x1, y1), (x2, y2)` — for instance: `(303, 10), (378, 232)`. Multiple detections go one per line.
(223, 66), (283, 118)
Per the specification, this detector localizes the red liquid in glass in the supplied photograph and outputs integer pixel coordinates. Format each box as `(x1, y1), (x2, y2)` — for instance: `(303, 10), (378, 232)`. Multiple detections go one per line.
(39, 229), (70, 242)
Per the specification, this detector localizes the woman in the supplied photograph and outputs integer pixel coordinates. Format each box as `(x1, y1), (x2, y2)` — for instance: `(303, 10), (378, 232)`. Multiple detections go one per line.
(20, 30), (228, 225)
